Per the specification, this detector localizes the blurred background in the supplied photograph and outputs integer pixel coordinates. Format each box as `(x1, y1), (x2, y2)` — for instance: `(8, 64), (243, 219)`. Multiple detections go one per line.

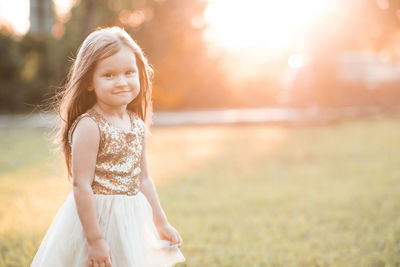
(1, 0), (400, 266)
(1, 0), (400, 114)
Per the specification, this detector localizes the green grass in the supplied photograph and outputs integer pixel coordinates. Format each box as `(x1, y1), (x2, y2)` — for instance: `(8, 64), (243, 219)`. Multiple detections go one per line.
(0, 128), (56, 175)
(1, 114), (400, 266)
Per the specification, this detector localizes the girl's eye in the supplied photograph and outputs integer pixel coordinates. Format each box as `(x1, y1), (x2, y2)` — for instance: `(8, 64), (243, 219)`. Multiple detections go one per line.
(126, 70), (137, 75)
(104, 73), (113, 78)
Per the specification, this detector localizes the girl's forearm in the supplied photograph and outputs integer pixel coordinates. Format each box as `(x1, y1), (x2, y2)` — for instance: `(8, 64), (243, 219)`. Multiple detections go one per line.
(140, 177), (169, 227)
(73, 185), (103, 244)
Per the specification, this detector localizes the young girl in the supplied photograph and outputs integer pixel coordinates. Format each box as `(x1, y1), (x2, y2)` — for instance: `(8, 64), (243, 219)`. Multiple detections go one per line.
(31, 26), (185, 267)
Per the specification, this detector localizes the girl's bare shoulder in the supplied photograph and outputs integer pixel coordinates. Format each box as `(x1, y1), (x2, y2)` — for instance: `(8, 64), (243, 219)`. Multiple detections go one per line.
(70, 116), (100, 183)
(70, 115), (100, 148)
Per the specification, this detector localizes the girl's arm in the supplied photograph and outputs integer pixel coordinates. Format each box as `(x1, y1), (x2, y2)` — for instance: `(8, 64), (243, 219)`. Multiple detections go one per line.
(70, 117), (103, 244)
(139, 130), (183, 246)
(71, 117), (112, 265)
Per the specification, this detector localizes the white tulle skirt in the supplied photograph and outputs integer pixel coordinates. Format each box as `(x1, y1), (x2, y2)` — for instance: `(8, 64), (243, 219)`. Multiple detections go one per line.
(30, 191), (185, 267)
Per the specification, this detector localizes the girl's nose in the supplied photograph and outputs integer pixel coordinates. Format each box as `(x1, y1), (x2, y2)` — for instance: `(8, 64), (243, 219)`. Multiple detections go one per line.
(115, 76), (128, 87)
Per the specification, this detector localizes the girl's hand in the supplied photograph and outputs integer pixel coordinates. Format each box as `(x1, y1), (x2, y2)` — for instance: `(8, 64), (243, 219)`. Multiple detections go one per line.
(87, 238), (112, 267)
(156, 223), (183, 248)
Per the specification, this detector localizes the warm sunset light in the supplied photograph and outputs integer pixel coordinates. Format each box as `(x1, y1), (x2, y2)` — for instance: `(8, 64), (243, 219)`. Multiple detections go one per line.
(0, 0), (74, 35)
(204, 0), (336, 55)
(0, 0), (30, 35)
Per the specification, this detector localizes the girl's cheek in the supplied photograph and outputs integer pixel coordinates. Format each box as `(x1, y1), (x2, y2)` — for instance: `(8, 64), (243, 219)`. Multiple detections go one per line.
(99, 79), (114, 87)
(129, 77), (140, 85)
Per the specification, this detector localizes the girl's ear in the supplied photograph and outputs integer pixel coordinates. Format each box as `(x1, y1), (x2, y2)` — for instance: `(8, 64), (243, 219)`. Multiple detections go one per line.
(88, 86), (93, 91)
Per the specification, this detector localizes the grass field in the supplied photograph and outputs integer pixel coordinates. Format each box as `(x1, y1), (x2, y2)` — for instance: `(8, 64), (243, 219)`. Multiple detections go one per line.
(1, 114), (400, 266)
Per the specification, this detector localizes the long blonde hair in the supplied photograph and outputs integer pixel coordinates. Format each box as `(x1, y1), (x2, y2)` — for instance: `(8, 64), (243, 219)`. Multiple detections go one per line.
(55, 26), (153, 180)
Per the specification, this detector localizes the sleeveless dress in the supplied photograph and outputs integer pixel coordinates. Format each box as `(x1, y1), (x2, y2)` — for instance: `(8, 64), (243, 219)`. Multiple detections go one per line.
(30, 108), (185, 267)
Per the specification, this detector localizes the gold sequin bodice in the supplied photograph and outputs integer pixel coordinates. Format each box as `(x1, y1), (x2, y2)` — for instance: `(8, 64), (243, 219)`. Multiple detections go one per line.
(68, 108), (145, 196)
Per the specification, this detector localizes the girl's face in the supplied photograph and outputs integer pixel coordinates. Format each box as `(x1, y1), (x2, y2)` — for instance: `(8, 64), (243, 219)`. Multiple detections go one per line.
(91, 46), (140, 108)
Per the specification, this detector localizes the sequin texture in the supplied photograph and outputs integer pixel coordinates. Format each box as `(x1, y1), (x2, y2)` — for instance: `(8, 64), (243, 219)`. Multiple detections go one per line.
(68, 108), (145, 196)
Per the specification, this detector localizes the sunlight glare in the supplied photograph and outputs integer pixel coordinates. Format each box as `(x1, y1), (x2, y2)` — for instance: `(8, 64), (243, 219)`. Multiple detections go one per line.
(288, 54), (307, 68)
(204, 0), (330, 54)
(0, 0), (29, 35)
(0, 0), (75, 35)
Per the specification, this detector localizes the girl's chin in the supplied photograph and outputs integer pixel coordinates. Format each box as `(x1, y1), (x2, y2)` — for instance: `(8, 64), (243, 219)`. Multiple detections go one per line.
(106, 99), (135, 106)
(114, 93), (139, 101)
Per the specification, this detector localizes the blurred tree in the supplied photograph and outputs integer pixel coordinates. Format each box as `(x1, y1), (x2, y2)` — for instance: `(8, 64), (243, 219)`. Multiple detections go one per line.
(135, 0), (230, 110)
(29, 0), (54, 35)
(283, 0), (400, 108)
(0, 33), (25, 112)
